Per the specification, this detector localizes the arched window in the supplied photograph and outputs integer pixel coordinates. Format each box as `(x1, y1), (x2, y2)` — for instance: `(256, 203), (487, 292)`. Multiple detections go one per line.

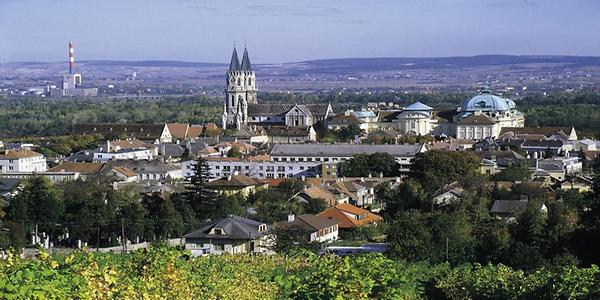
(248, 78), (252, 86)
(231, 95), (235, 106)
(237, 78), (241, 86)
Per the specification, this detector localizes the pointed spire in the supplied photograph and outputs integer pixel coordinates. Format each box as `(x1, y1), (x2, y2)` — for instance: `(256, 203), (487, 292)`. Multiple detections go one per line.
(241, 47), (252, 71)
(229, 47), (240, 71)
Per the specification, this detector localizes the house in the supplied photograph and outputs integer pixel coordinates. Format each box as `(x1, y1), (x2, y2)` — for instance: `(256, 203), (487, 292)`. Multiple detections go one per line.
(109, 166), (138, 182)
(207, 174), (268, 197)
(431, 182), (465, 205)
(183, 216), (272, 255)
(521, 140), (565, 156)
(296, 186), (349, 207)
(0, 149), (47, 173)
(490, 200), (547, 220)
(275, 214), (339, 243)
(73, 123), (172, 143)
(93, 139), (158, 162)
(317, 203), (382, 231)
(47, 162), (103, 179)
(264, 126), (317, 143)
(214, 141), (256, 156)
(102, 160), (183, 181)
(166, 123), (190, 141)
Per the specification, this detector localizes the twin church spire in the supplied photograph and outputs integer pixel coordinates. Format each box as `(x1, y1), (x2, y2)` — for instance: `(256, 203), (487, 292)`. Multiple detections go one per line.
(229, 47), (253, 72)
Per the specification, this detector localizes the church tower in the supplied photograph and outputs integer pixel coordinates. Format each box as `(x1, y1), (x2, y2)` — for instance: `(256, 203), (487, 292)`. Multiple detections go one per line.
(222, 46), (257, 129)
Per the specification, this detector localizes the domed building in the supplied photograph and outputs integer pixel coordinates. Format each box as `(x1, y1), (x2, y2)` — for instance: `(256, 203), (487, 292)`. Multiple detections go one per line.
(454, 90), (524, 139)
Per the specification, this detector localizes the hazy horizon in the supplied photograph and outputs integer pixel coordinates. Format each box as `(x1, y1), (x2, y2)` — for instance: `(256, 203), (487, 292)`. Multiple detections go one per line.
(2, 0), (599, 63)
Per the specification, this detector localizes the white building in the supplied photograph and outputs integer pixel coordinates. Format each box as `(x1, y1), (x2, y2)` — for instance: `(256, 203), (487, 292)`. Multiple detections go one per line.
(183, 155), (322, 180)
(269, 143), (426, 173)
(93, 148), (155, 162)
(0, 149), (47, 173)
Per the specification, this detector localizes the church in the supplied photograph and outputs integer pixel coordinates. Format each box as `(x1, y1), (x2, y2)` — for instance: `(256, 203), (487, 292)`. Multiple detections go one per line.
(222, 47), (334, 130)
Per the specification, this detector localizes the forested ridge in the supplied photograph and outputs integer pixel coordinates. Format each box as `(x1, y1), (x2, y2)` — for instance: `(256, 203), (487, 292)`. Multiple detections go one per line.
(2, 91), (599, 138)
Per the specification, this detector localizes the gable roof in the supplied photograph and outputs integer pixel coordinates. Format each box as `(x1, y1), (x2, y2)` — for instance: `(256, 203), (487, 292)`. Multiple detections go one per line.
(490, 200), (529, 214)
(499, 127), (571, 137)
(404, 102), (433, 111)
(166, 123), (189, 140)
(276, 214), (338, 231)
(298, 186), (339, 207)
(47, 162), (103, 175)
(0, 149), (43, 160)
(318, 203), (382, 229)
(328, 114), (363, 126)
(207, 174), (267, 188)
(457, 113), (496, 125)
(183, 216), (270, 240)
(73, 123), (168, 141)
(247, 103), (331, 118)
(111, 166), (137, 178)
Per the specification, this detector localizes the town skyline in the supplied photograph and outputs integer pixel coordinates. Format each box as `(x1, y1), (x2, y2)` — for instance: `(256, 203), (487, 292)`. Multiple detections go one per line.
(2, 0), (600, 63)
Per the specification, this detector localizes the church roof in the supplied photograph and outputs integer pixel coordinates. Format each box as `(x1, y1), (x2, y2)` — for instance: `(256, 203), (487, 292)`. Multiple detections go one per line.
(241, 48), (252, 71)
(247, 103), (331, 118)
(229, 47), (240, 71)
(404, 102), (433, 111)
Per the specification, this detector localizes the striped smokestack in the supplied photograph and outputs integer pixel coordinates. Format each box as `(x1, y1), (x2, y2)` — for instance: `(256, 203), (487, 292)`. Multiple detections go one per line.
(69, 42), (75, 74)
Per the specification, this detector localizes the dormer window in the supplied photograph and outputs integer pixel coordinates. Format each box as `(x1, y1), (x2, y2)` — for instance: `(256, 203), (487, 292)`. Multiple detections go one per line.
(211, 228), (224, 235)
(258, 224), (267, 232)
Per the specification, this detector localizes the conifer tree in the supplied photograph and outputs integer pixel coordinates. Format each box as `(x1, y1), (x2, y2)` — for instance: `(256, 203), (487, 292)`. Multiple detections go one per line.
(183, 157), (218, 222)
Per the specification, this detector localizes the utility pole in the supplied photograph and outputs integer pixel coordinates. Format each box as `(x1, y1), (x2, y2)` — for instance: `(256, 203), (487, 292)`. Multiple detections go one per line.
(121, 217), (126, 252)
(446, 236), (449, 262)
(97, 226), (100, 251)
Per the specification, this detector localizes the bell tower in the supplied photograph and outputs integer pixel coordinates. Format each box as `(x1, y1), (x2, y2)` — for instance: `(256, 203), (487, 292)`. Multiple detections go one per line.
(223, 46), (257, 129)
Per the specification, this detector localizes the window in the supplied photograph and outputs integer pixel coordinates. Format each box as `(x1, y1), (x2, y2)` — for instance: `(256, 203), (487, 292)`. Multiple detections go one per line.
(277, 166), (285, 172)
(300, 166), (305, 170)
(212, 228), (224, 235)
(288, 166), (293, 170)
(259, 166), (264, 170)
(245, 166), (249, 170)
(213, 244), (224, 251)
(215, 166), (220, 169)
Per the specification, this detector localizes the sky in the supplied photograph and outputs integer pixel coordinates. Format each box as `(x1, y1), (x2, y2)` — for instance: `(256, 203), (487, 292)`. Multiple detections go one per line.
(1, 0), (599, 63)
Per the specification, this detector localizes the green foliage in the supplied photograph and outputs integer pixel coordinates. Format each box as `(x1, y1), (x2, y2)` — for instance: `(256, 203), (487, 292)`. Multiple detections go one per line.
(182, 157), (218, 222)
(411, 150), (480, 192)
(491, 163), (533, 182)
(339, 152), (400, 177)
(0, 246), (598, 299)
(0, 96), (222, 138)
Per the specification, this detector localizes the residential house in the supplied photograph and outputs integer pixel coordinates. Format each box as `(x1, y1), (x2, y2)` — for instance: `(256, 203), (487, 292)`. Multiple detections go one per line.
(490, 199), (547, 221)
(0, 149), (47, 173)
(296, 186), (350, 207)
(183, 216), (272, 255)
(207, 174), (268, 197)
(102, 160), (182, 181)
(46, 162), (103, 180)
(275, 214), (339, 243)
(317, 203), (382, 231)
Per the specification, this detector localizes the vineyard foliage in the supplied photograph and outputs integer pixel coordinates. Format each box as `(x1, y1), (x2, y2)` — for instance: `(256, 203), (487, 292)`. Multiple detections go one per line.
(1, 246), (599, 299)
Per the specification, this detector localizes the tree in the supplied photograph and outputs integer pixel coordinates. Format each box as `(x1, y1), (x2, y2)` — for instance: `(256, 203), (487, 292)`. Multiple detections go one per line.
(141, 192), (183, 241)
(338, 124), (365, 141)
(183, 157), (218, 222)
(339, 153), (400, 177)
(411, 150), (480, 193)
(386, 211), (432, 261)
(227, 146), (243, 158)
(383, 178), (429, 217)
(303, 198), (327, 214)
(8, 176), (64, 244)
(491, 163), (532, 182)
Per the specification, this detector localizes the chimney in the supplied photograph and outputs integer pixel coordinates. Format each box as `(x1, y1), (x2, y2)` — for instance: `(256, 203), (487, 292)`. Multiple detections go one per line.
(301, 175), (306, 181)
(360, 177), (364, 182)
(287, 214), (295, 222)
(227, 175), (232, 181)
(68, 42), (75, 75)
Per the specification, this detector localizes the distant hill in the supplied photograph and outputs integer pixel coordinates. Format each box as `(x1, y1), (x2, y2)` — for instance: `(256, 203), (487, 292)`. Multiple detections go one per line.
(298, 55), (600, 73)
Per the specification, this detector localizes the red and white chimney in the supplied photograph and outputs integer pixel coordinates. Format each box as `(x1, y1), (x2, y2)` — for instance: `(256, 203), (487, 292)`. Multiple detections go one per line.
(69, 42), (75, 74)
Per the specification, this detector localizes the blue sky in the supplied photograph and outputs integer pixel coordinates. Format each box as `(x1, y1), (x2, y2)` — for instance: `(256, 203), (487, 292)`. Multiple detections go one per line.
(1, 0), (599, 63)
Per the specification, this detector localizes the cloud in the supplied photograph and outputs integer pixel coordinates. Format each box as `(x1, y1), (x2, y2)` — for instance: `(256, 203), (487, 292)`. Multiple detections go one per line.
(244, 4), (344, 17)
(485, 0), (538, 8)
